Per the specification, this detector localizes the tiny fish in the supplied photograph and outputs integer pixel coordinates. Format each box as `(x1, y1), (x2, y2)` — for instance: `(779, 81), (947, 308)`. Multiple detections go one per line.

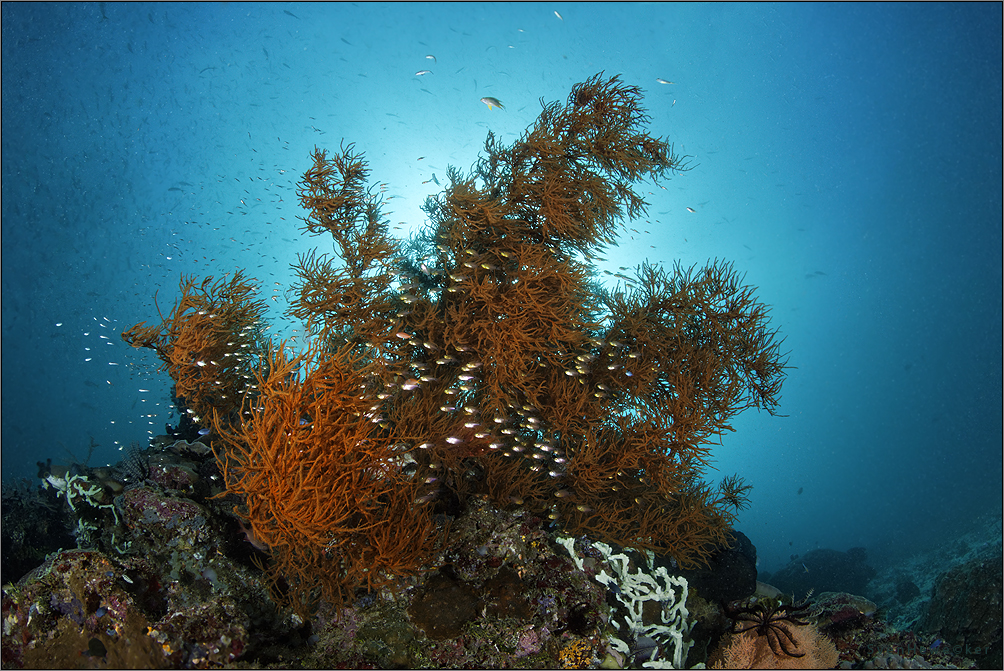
(283, 10), (298, 18)
(198, 428), (211, 436)
(480, 96), (504, 110)
(554, 10), (563, 20)
(686, 206), (696, 213)
(656, 78), (675, 85)
(802, 563), (810, 573)
(425, 54), (437, 63)
(415, 70), (433, 76)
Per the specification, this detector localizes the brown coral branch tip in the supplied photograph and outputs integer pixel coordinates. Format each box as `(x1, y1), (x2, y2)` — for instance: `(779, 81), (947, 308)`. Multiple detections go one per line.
(122, 73), (789, 618)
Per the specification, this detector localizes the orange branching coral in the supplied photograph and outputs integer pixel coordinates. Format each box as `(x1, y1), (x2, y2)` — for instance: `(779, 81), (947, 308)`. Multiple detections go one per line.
(122, 271), (267, 423)
(475, 73), (686, 253)
(124, 73), (789, 616)
(600, 260), (788, 435)
(209, 340), (445, 614)
(290, 144), (403, 343)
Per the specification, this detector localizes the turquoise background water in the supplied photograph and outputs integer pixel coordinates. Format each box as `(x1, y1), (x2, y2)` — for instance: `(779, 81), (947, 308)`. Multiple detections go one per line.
(2, 2), (1000, 574)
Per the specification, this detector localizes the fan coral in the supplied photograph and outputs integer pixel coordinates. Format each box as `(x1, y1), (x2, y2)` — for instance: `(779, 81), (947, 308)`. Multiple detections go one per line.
(123, 73), (788, 617)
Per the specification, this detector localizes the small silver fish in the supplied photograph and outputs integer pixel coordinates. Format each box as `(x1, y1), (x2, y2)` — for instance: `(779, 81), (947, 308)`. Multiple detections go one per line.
(425, 54), (437, 63)
(415, 70), (433, 76)
(656, 78), (675, 85)
(480, 96), (504, 110)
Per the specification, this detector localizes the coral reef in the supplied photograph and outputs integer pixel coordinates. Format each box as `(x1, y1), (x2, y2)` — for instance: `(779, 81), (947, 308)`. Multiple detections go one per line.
(4, 457), (615, 668)
(4, 470), (620, 669)
(280, 497), (613, 669)
(10, 439), (980, 669)
(14, 65), (1000, 666)
(0, 441), (307, 669)
(822, 604), (978, 669)
(811, 591), (878, 633)
(559, 536), (694, 668)
(702, 588), (980, 670)
(121, 73), (788, 622)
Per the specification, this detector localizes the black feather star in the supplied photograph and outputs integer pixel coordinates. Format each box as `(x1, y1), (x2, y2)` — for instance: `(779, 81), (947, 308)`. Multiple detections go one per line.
(723, 593), (814, 658)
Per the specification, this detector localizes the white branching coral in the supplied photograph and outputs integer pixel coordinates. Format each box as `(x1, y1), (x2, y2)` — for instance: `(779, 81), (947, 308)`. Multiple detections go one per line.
(44, 472), (120, 525)
(558, 536), (694, 669)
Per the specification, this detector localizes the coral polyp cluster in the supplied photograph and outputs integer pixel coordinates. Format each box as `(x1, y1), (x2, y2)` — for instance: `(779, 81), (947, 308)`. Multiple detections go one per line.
(123, 73), (788, 617)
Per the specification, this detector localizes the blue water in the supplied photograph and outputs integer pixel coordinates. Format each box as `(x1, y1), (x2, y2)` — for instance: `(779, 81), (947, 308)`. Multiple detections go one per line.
(2, 2), (1000, 575)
